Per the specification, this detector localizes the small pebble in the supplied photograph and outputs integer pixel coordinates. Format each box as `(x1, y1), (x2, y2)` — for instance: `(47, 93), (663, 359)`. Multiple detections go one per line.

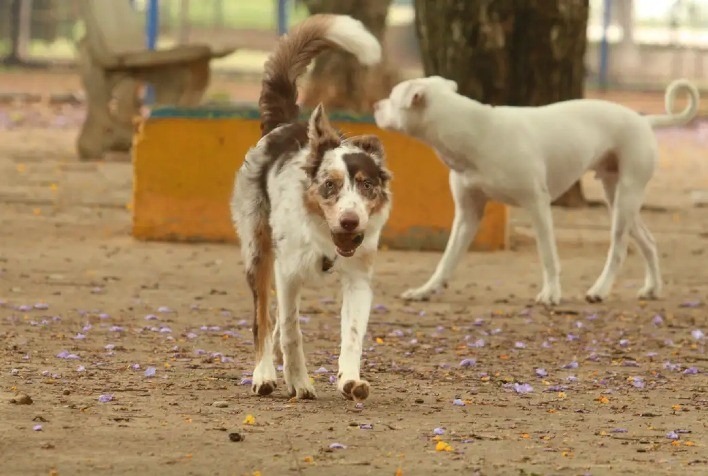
(228, 432), (244, 442)
(212, 401), (229, 408)
(10, 394), (33, 405)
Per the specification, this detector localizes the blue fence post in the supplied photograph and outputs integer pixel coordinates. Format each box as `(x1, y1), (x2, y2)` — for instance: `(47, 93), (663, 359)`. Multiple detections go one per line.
(277, 0), (289, 35)
(599, 0), (612, 90)
(145, 0), (160, 105)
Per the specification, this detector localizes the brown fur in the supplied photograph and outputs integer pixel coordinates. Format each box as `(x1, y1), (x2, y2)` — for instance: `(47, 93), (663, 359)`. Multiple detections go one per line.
(246, 221), (275, 364)
(259, 15), (340, 137)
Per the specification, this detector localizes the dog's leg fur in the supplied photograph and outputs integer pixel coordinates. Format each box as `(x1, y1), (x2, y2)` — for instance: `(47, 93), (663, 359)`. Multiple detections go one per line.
(240, 212), (278, 396)
(337, 263), (373, 402)
(599, 177), (661, 300)
(274, 261), (315, 399)
(402, 171), (487, 301)
(525, 192), (562, 306)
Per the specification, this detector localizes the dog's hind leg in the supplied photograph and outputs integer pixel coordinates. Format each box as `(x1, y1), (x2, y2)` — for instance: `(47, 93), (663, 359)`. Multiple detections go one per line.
(525, 192), (562, 306)
(244, 220), (278, 396)
(400, 172), (487, 301)
(274, 260), (316, 399)
(586, 180), (645, 302)
(337, 264), (374, 402)
(598, 177), (661, 300)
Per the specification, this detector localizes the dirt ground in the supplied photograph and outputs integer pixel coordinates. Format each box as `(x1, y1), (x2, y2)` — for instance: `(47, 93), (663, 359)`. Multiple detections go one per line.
(1, 71), (707, 476)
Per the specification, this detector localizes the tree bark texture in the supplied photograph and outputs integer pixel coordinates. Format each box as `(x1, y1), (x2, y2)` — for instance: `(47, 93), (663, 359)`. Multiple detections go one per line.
(300, 0), (399, 113)
(414, 0), (589, 207)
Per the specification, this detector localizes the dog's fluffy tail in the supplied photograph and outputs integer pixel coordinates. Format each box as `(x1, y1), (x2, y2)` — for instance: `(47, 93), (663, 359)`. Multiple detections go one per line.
(259, 14), (382, 136)
(646, 79), (700, 128)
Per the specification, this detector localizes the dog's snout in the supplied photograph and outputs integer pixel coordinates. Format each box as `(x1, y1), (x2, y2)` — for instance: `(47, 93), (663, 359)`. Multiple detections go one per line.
(339, 212), (360, 232)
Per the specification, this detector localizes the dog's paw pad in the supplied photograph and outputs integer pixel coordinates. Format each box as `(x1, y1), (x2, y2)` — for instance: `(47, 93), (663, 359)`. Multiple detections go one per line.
(585, 294), (603, 304)
(340, 380), (370, 402)
(252, 380), (277, 396)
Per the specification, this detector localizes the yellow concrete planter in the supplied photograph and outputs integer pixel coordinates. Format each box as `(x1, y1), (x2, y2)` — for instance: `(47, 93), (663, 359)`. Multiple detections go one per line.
(132, 106), (508, 251)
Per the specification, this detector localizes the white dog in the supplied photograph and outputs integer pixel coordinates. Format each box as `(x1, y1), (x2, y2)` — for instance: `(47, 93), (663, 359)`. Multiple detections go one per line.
(374, 76), (699, 305)
(231, 14), (391, 401)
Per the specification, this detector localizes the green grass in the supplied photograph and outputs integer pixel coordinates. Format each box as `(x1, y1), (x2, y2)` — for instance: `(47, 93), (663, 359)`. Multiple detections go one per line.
(157, 0), (310, 30)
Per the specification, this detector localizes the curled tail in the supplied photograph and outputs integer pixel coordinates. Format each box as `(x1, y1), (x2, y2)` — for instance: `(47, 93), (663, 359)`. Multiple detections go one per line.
(647, 79), (701, 128)
(259, 14), (382, 136)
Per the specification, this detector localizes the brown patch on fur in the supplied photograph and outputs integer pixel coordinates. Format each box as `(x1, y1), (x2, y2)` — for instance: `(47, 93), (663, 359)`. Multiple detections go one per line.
(245, 220), (275, 362)
(303, 170), (344, 220)
(303, 104), (342, 178)
(342, 152), (391, 214)
(259, 15), (340, 137)
(345, 135), (385, 160)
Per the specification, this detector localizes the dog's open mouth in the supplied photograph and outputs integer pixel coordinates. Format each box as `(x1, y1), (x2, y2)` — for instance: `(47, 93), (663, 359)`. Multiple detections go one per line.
(332, 232), (364, 258)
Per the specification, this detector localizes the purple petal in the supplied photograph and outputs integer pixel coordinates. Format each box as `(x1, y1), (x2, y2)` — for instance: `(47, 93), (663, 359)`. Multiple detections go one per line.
(535, 368), (548, 377)
(105, 344), (115, 351)
(567, 333), (579, 342)
(109, 326), (124, 332)
(359, 423), (373, 430)
(452, 398), (465, 406)
(314, 366), (329, 374)
(131, 363), (140, 370)
(680, 300), (702, 308)
(468, 338), (485, 348)
(17, 304), (32, 312)
(220, 356), (234, 363)
(683, 367), (699, 375)
(630, 376), (645, 389)
(144, 366), (156, 378)
(76, 365), (86, 372)
(157, 306), (173, 313)
(144, 314), (158, 321)
(611, 428), (628, 433)
(34, 303), (49, 310)
(433, 427), (445, 435)
(194, 349), (207, 356)
(239, 377), (253, 386)
(666, 431), (679, 440)
(372, 303), (388, 313)
(459, 358), (476, 368)
(514, 341), (526, 349)
(74, 333), (86, 340)
(159, 327), (172, 334)
(566, 375), (578, 382)
(652, 314), (663, 326)
(619, 339), (630, 347)
(691, 329), (704, 341)
(33, 424), (43, 431)
(186, 332), (198, 339)
(542, 341), (552, 349)
(663, 361), (681, 372)
(98, 313), (110, 319)
(329, 442), (347, 450)
(562, 361), (579, 370)
(389, 329), (405, 337)
(513, 383), (533, 394)
(98, 394), (113, 403)
(328, 375), (337, 384)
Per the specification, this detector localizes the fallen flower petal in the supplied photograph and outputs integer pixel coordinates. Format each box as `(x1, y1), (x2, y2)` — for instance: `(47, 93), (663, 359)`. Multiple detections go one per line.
(33, 424), (42, 431)
(459, 358), (476, 368)
(691, 329), (704, 341)
(144, 367), (157, 377)
(683, 367), (699, 375)
(329, 442), (347, 450)
(535, 368), (548, 377)
(666, 431), (679, 440)
(513, 383), (533, 394)
(452, 398), (465, 406)
(433, 427), (445, 435)
(98, 394), (113, 403)
(359, 423), (373, 430)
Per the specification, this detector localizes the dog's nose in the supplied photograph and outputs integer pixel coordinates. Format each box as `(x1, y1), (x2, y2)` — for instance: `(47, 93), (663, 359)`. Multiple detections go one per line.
(339, 213), (359, 232)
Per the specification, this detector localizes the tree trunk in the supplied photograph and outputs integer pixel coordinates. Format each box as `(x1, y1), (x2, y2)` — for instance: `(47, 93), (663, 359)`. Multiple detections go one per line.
(414, 0), (590, 207)
(300, 0), (398, 113)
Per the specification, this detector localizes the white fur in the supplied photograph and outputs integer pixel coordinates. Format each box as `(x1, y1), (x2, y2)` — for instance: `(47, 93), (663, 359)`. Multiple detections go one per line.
(231, 127), (390, 400)
(374, 76), (700, 305)
(324, 15), (382, 66)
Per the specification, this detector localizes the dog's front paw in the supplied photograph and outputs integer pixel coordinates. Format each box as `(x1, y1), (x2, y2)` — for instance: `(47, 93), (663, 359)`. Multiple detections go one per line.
(338, 379), (370, 402)
(251, 362), (278, 396)
(535, 286), (561, 306)
(400, 284), (440, 301)
(585, 284), (609, 303)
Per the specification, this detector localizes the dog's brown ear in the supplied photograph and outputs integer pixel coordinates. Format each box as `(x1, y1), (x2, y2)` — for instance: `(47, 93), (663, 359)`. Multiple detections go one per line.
(304, 103), (341, 178)
(345, 135), (385, 161)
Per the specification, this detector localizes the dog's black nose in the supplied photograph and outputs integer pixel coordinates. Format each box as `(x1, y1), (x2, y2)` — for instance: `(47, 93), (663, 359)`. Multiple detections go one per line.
(339, 213), (359, 232)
